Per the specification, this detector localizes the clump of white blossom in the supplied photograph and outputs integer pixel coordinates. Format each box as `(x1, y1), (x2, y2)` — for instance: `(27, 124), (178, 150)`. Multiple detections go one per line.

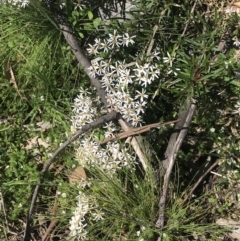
(85, 30), (161, 127)
(0, 0), (29, 7)
(69, 191), (104, 240)
(69, 28), (180, 239)
(72, 30), (162, 174)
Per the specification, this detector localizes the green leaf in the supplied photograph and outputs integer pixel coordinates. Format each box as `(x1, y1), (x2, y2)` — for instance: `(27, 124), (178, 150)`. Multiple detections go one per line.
(230, 80), (240, 87)
(3, 180), (36, 186)
(79, 32), (84, 38)
(93, 18), (101, 28)
(99, 134), (105, 141)
(8, 41), (15, 48)
(208, 198), (217, 204)
(83, 23), (93, 31)
(88, 11), (93, 20)
(72, 10), (79, 17)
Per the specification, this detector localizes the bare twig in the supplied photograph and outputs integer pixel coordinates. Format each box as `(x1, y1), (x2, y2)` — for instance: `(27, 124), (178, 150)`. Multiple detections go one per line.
(162, 99), (192, 170)
(181, 0), (198, 38)
(155, 99), (197, 239)
(0, 188), (11, 235)
(4, 61), (26, 100)
(182, 159), (220, 205)
(146, 8), (167, 56)
(59, 24), (108, 107)
(99, 120), (179, 145)
(41, 186), (61, 241)
(23, 111), (118, 241)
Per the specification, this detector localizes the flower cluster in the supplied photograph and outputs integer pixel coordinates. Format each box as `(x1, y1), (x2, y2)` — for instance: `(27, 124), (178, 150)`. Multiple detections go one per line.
(70, 87), (136, 240)
(71, 86), (137, 171)
(87, 31), (160, 127)
(69, 191), (104, 239)
(70, 30), (162, 240)
(0, 0), (29, 7)
(87, 30), (136, 55)
(75, 136), (136, 172)
(71, 88), (100, 132)
(69, 191), (89, 239)
(73, 112), (136, 172)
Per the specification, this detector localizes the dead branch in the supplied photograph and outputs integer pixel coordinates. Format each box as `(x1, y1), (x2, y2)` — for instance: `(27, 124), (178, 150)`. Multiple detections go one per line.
(155, 99), (197, 236)
(59, 23), (108, 107)
(41, 185), (61, 241)
(98, 120), (179, 145)
(182, 159), (220, 205)
(0, 188), (15, 235)
(4, 61), (26, 100)
(162, 99), (193, 170)
(23, 111), (118, 241)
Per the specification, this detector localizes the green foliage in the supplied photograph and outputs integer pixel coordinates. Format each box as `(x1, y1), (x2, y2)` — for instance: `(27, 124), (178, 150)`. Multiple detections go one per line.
(1, 0), (240, 240)
(0, 0), (81, 223)
(85, 166), (160, 240)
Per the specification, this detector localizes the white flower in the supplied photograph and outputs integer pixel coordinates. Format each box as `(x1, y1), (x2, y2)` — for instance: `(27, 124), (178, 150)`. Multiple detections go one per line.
(110, 61), (124, 76)
(101, 39), (110, 52)
(233, 36), (240, 47)
(69, 198), (88, 239)
(101, 59), (111, 71)
(77, 179), (92, 189)
(167, 67), (180, 76)
(74, 1), (85, 11)
(140, 226), (146, 231)
(135, 73), (147, 85)
(20, 0), (29, 7)
(151, 49), (161, 60)
(94, 38), (102, 49)
(59, 2), (65, 9)
(91, 209), (104, 221)
(86, 44), (99, 55)
(92, 60), (105, 75)
(79, 87), (91, 96)
(134, 101), (146, 115)
(108, 30), (122, 48)
(163, 51), (175, 67)
(148, 64), (160, 81)
(104, 121), (116, 132)
(122, 33), (136, 47)
(120, 68), (135, 85)
(130, 112), (143, 127)
(88, 65), (98, 78)
(210, 128), (215, 133)
(122, 104), (135, 122)
(6, 0), (29, 7)
(101, 76), (113, 93)
(232, 101), (240, 115)
(135, 89), (148, 102)
(133, 63), (148, 75)
(61, 193), (67, 198)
